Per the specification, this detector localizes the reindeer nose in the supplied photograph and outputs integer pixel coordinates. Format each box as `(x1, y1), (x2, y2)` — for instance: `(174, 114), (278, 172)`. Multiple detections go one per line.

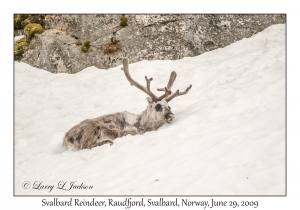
(166, 113), (174, 123)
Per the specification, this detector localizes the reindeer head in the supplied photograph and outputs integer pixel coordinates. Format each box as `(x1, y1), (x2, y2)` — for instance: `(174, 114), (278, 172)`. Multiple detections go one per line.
(146, 97), (174, 123)
(121, 58), (192, 124)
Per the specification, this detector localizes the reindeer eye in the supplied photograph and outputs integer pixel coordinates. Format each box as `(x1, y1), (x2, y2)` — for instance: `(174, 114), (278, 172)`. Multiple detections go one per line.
(168, 106), (171, 110)
(155, 104), (162, 112)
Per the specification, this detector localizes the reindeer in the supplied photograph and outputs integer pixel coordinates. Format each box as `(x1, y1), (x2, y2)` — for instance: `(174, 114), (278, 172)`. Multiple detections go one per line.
(63, 58), (192, 150)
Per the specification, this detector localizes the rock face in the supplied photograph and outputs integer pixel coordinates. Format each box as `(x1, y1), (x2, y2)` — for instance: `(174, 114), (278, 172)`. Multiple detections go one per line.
(21, 14), (286, 73)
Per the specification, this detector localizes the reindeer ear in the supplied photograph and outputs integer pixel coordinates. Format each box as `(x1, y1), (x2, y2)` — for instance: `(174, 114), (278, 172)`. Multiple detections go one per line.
(146, 97), (153, 104)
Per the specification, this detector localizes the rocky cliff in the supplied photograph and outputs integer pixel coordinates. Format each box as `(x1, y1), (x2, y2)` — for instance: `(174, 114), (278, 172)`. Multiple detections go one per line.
(19, 14), (286, 73)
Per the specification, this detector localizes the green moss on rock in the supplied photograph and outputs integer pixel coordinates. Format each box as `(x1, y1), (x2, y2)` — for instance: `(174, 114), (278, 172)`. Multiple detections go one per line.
(84, 40), (90, 49)
(81, 41), (90, 53)
(21, 15), (45, 28)
(120, 15), (128, 27)
(24, 23), (44, 40)
(14, 38), (28, 60)
(81, 46), (88, 53)
(14, 14), (28, 30)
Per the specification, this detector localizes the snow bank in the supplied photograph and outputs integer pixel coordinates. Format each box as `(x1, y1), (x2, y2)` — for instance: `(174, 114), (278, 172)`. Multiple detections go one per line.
(14, 35), (25, 43)
(15, 24), (285, 195)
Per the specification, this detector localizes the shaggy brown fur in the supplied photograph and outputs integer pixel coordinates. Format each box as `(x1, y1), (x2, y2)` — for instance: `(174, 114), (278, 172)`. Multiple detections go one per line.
(63, 99), (173, 150)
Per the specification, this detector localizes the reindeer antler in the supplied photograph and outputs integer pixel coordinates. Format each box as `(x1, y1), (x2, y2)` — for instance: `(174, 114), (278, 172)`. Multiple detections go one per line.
(156, 71), (192, 102)
(165, 84), (192, 102)
(121, 57), (191, 102)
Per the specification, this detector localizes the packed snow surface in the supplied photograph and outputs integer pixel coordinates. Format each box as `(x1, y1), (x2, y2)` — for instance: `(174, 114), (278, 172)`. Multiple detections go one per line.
(15, 24), (285, 195)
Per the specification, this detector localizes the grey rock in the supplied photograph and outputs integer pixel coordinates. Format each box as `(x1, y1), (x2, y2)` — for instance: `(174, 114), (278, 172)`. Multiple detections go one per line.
(20, 14), (286, 73)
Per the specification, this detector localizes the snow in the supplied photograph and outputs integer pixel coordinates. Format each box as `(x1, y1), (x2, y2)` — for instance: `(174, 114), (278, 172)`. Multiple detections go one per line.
(14, 24), (285, 195)
(14, 35), (25, 43)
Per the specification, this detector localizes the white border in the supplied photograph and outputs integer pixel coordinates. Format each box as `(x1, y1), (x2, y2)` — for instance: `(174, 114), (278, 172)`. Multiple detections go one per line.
(3, 0), (298, 209)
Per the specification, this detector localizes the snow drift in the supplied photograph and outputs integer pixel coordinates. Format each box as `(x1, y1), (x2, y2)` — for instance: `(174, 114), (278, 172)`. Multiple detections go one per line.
(14, 24), (285, 195)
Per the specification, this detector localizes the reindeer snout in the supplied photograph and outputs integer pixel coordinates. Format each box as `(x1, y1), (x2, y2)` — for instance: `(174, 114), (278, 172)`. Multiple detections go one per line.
(165, 111), (174, 123)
